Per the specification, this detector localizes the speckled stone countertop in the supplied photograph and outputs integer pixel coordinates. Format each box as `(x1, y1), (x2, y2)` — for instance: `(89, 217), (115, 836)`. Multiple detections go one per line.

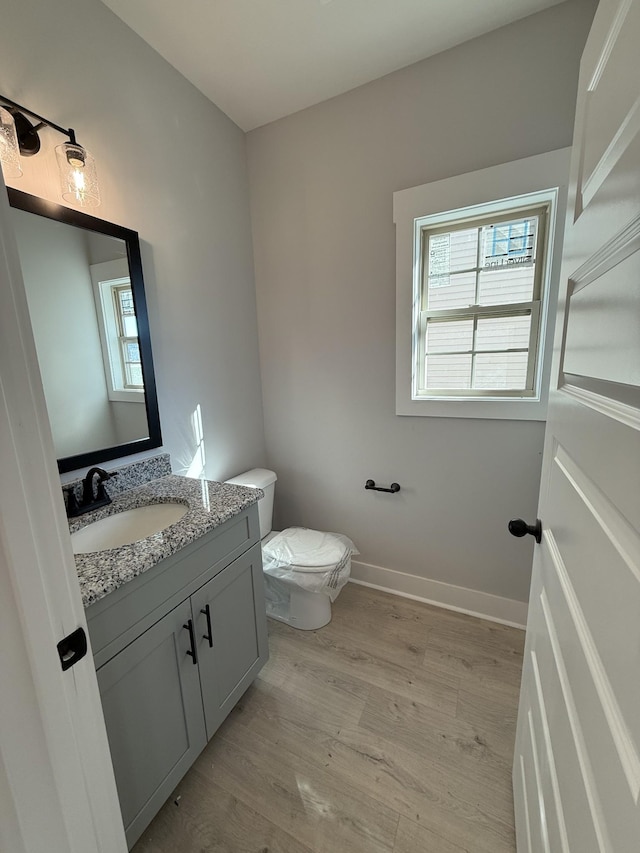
(71, 475), (262, 608)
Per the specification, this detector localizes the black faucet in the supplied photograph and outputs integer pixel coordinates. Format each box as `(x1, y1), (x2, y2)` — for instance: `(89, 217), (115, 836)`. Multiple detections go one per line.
(66, 467), (116, 517)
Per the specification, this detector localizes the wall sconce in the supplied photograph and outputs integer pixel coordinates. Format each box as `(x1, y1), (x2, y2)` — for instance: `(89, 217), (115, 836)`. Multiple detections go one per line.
(0, 94), (100, 207)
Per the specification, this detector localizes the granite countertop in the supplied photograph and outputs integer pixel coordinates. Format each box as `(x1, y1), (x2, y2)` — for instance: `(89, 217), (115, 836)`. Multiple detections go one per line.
(71, 475), (262, 608)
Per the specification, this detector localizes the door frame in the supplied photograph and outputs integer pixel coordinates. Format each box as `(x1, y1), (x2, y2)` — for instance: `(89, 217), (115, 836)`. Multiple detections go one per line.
(0, 172), (126, 852)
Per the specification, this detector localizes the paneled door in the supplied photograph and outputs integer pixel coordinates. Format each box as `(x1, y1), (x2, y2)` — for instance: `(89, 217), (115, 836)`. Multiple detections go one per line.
(512, 0), (640, 850)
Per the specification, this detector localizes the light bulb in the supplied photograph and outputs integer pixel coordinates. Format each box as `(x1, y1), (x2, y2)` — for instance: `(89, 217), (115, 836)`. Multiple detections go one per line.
(71, 168), (86, 199)
(56, 142), (100, 207)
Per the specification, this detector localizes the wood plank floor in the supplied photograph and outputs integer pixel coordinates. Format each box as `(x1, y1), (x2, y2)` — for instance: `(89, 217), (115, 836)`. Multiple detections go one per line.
(133, 583), (524, 853)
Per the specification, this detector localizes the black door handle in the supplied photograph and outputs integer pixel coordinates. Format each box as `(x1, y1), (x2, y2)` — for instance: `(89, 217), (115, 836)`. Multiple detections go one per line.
(201, 605), (213, 648)
(183, 619), (198, 665)
(508, 518), (542, 544)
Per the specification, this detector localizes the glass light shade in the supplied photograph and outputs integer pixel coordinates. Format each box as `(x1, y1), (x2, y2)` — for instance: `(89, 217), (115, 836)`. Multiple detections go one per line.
(55, 142), (100, 207)
(0, 107), (22, 179)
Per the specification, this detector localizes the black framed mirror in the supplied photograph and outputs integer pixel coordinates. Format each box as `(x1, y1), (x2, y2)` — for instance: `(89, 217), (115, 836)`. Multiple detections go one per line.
(8, 188), (162, 473)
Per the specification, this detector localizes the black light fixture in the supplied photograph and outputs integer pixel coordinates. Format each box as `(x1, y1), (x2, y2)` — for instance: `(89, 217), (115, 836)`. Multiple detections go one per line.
(0, 94), (100, 207)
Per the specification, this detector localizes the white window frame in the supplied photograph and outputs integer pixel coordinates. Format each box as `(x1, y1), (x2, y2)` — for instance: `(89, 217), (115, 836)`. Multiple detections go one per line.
(394, 149), (571, 420)
(90, 258), (145, 404)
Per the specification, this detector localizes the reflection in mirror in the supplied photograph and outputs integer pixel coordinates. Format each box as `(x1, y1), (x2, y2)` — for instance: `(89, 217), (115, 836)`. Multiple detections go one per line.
(8, 189), (162, 473)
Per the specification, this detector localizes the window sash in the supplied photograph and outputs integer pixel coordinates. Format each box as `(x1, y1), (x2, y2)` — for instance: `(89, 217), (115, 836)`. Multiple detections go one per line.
(421, 205), (547, 305)
(118, 336), (143, 390)
(417, 303), (541, 395)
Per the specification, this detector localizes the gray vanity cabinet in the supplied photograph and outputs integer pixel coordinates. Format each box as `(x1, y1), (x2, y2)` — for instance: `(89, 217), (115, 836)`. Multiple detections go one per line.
(96, 598), (207, 846)
(84, 505), (268, 850)
(191, 545), (268, 738)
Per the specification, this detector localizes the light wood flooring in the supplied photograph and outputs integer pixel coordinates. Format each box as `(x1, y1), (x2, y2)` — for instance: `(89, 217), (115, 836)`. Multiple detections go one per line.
(133, 583), (525, 853)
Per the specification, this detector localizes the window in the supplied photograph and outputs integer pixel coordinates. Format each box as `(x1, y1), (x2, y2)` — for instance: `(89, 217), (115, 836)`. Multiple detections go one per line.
(416, 203), (548, 398)
(90, 259), (145, 404)
(394, 149), (571, 420)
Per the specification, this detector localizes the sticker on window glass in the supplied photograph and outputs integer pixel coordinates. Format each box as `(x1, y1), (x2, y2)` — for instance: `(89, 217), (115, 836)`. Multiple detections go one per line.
(482, 218), (537, 270)
(428, 233), (451, 286)
(125, 341), (141, 362)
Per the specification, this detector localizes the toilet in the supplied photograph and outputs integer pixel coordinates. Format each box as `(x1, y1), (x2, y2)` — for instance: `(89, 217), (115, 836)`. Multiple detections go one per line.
(225, 468), (355, 630)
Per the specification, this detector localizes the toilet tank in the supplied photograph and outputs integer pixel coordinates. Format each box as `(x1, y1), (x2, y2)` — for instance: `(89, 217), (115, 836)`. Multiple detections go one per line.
(225, 468), (277, 539)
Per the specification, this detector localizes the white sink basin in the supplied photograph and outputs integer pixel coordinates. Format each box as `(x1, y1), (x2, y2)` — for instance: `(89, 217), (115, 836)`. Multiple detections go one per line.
(71, 502), (188, 554)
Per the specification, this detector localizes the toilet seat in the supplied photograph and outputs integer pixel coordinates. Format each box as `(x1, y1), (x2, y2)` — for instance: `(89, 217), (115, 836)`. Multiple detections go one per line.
(262, 527), (349, 574)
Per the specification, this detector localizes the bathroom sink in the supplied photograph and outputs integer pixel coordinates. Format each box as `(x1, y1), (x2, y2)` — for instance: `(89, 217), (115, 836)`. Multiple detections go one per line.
(71, 502), (188, 554)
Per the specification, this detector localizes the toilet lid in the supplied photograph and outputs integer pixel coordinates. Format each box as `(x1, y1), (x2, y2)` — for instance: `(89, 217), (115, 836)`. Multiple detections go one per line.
(263, 527), (349, 572)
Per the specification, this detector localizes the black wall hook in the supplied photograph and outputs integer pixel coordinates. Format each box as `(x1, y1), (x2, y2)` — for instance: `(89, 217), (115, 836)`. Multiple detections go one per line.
(365, 479), (400, 494)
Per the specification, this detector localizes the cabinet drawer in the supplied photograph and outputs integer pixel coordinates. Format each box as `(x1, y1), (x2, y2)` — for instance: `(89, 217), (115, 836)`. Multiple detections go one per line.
(88, 505), (259, 667)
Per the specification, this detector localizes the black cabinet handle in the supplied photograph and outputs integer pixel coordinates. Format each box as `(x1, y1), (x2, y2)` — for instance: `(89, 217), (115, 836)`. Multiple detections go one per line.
(183, 619), (198, 664)
(508, 518), (542, 544)
(201, 605), (213, 648)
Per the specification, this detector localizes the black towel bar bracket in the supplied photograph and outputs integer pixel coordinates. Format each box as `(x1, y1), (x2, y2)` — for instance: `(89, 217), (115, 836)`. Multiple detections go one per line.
(365, 479), (400, 494)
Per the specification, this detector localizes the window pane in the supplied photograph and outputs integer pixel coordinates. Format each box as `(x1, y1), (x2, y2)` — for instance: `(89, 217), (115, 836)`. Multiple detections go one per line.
(427, 271), (476, 310)
(475, 314), (531, 351)
(472, 352), (529, 389)
(426, 318), (473, 353)
(481, 216), (537, 267)
(126, 363), (144, 387)
(125, 340), (140, 362)
(477, 265), (535, 305)
(122, 314), (138, 337)
(425, 353), (472, 389)
(118, 289), (135, 313)
(428, 228), (478, 277)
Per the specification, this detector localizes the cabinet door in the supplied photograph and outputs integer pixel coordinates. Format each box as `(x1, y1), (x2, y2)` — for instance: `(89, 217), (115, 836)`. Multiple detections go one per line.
(96, 599), (207, 849)
(191, 542), (269, 739)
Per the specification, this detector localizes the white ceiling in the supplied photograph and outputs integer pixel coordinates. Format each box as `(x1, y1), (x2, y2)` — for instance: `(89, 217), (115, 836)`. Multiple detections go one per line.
(100, 0), (565, 131)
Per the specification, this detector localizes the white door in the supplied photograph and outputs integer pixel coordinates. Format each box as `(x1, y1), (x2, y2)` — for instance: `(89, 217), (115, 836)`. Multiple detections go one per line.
(0, 170), (127, 851)
(512, 1), (640, 851)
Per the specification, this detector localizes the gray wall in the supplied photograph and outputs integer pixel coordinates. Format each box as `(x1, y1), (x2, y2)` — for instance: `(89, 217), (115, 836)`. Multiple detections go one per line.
(247, 0), (597, 603)
(2, 0), (265, 481)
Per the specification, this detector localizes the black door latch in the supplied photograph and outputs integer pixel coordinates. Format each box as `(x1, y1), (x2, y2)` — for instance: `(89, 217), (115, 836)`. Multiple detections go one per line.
(508, 518), (542, 544)
(57, 627), (88, 671)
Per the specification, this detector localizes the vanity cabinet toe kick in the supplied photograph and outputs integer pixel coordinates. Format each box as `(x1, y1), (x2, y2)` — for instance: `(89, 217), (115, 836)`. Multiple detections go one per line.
(84, 504), (269, 850)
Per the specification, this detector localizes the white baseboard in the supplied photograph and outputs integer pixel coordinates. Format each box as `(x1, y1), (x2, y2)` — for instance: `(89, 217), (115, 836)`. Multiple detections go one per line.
(349, 560), (528, 629)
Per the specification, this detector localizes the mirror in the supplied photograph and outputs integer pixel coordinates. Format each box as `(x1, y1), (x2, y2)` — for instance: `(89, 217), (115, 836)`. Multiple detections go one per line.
(8, 188), (162, 473)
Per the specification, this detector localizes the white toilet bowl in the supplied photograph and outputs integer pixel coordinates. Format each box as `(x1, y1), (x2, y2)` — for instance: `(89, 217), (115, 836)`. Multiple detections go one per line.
(225, 469), (354, 630)
(261, 527), (352, 629)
